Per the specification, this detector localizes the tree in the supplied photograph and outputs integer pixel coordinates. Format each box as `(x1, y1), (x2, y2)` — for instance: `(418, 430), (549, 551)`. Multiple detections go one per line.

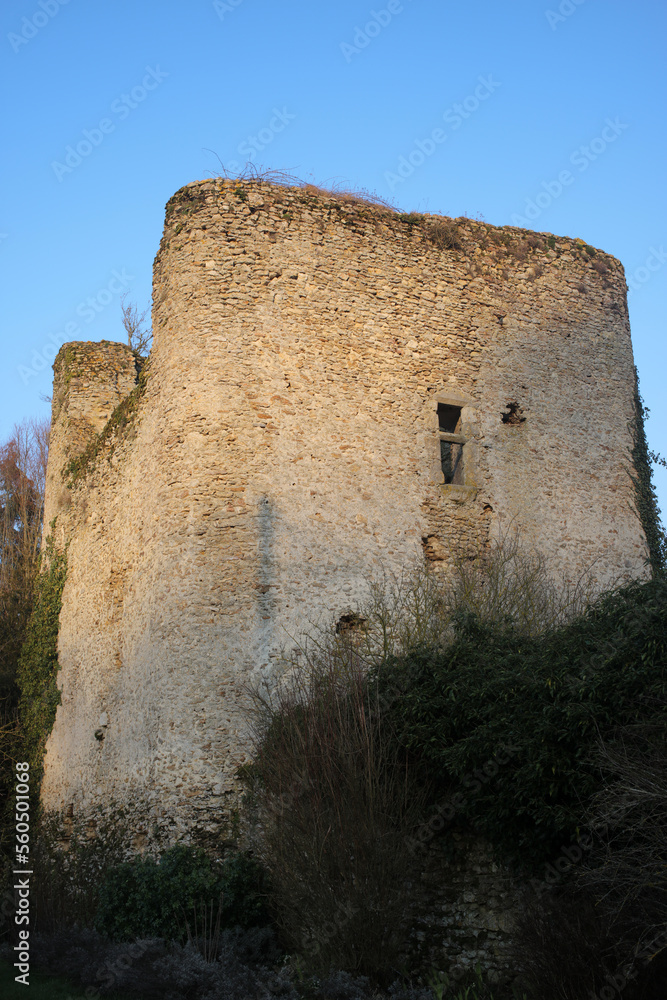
(0, 417), (49, 701)
(120, 294), (152, 356)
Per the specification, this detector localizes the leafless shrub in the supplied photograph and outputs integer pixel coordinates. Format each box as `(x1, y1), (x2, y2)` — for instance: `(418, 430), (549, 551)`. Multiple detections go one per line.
(121, 293), (152, 356)
(510, 240), (529, 262)
(591, 258), (610, 275)
(244, 643), (432, 980)
(578, 725), (667, 962)
(444, 526), (595, 635)
(0, 417), (49, 697)
(512, 888), (620, 1000)
(426, 218), (461, 250)
(343, 564), (453, 665)
(302, 180), (396, 212)
(207, 157), (397, 213)
(268, 531), (593, 712)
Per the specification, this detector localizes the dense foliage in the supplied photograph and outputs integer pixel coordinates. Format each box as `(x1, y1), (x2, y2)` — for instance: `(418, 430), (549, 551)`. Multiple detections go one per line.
(96, 845), (268, 942)
(374, 575), (667, 870)
(631, 371), (667, 575)
(15, 538), (67, 801)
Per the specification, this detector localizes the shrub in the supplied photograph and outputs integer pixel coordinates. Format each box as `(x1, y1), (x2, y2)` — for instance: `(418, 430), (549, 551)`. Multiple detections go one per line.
(375, 574), (667, 869)
(631, 371), (667, 575)
(241, 541), (665, 987)
(427, 219), (461, 250)
(243, 641), (433, 982)
(15, 538), (67, 802)
(570, 723), (667, 993)
(512, 877), (667, 999)
(96, 845), (268, 942)
(511, 887), (621, 999)
(441, 527), (592, 635)
(30, 927), (295, 1000)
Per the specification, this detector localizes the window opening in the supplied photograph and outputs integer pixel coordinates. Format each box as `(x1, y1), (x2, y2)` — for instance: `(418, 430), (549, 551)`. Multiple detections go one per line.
(437, 403), (465, 485)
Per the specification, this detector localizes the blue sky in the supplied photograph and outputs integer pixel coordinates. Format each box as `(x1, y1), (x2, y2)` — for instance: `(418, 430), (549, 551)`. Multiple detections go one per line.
(1, 0), (665, 515)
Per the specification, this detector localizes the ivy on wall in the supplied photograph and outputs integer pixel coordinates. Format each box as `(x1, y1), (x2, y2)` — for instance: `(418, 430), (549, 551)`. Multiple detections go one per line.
(64, 358), (149, 486)
(631, 368), (666, 576)
(16, 535), (68, 802)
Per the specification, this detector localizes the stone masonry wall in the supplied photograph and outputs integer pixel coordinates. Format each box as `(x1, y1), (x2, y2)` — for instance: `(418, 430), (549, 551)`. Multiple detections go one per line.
(40, 178), (648, 849)
(42, 341), (139, 549)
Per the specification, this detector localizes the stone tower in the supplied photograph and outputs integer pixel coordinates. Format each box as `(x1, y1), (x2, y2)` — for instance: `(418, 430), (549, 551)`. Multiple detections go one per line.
(39, 178), (648, 839)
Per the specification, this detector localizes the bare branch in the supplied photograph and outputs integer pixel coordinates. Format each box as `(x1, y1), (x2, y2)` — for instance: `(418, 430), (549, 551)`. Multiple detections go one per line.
(120, 294), (152, 356)
(0, 416), (50, 694)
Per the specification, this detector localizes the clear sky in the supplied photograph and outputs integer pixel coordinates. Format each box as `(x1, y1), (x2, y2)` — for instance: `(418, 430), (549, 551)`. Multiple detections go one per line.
(1, 0), (665, 516)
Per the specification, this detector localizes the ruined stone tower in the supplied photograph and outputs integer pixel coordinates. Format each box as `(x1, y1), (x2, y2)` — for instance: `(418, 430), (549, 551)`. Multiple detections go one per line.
(39, 178), (649, 838)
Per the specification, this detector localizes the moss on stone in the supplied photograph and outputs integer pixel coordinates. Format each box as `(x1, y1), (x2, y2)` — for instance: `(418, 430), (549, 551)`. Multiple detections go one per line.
(630, 370), (667, 575)
(64, 360), (150, 486)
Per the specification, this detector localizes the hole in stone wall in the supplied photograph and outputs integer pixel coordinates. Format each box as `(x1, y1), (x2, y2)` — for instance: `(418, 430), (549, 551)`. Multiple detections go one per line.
(501, 402), (525, 425)
(335, 612), (367, 634)
(422, 535), (446, 562)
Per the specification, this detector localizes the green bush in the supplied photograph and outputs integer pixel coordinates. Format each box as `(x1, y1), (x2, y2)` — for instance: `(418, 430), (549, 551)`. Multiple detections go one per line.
(96, 845), (268, 942)
(631, 371), (667, 575)
(374, 575), (667, 870)
(13, 538), (67, 806)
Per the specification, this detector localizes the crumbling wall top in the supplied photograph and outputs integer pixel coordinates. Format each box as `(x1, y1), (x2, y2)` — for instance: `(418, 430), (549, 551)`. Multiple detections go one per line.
(43, 340), (139, 538)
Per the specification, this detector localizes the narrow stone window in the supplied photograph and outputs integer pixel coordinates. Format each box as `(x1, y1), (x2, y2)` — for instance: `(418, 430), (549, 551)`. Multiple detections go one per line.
(438, 403), (465, 484)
